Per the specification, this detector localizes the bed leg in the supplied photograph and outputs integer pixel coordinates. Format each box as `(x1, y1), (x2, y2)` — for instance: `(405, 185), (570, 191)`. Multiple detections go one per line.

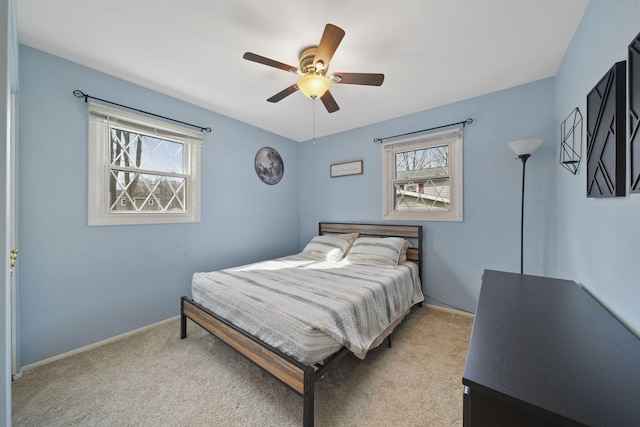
(387, 335), (392, 348)
(180, 297), (187, 339)
(303, 367), (315, 427)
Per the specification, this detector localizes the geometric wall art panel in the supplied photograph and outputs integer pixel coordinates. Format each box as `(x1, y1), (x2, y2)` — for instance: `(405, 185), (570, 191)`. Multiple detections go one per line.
(586, 61), (626, 197)
(560, 107), (583, 175)
(629, 33), (640, 193)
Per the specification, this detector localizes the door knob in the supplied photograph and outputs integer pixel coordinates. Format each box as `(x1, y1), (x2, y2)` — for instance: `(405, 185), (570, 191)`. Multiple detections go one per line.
(10, 249), (17, 268)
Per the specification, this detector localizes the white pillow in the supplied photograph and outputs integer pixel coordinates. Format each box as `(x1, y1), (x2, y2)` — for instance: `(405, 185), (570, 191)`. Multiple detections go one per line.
(345, 237), (406, 267)
(398, 239), (412, 264)
(302, 235), (353, 261)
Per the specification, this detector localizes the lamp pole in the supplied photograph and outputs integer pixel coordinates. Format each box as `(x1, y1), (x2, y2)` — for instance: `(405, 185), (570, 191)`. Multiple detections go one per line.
(508, 138), (542, 275)
(518, 154), (531, 275)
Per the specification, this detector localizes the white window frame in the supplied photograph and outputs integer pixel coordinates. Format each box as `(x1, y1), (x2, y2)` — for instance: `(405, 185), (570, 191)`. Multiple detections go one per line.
(88, 102), (202, 226)
(382, 128), (463, 222)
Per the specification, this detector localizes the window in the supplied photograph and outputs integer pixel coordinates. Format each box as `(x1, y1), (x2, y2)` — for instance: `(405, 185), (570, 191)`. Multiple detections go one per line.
(88, 103), (202, 226)
(382, 128), (463, 221)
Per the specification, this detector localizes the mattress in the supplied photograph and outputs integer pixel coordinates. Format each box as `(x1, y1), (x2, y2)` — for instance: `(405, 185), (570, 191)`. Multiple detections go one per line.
(191, 252), (424, 365)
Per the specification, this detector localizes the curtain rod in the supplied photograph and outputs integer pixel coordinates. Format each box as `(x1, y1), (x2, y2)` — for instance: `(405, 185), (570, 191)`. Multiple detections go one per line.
(373, 118), (473, 143)
(73, 90), (212, 133)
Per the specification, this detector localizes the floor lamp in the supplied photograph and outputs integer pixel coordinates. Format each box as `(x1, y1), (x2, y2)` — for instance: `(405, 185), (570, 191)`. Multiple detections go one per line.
(508, 138), (543, 274)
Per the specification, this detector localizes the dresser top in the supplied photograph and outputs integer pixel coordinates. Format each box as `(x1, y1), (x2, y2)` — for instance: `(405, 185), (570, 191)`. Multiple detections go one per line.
(463, 269), (640, 426)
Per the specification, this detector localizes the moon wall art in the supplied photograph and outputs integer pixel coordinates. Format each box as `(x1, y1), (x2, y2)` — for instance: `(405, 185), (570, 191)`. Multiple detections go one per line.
(254, 147), (284, 185)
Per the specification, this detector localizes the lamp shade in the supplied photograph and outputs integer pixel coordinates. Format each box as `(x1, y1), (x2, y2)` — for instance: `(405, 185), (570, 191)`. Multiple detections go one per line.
(508, 139), (543, 156)
(297, 74), (330, 99)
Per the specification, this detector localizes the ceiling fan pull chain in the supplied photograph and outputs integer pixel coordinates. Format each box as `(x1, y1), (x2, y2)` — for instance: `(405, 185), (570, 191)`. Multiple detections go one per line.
(312, 99), (317, 145)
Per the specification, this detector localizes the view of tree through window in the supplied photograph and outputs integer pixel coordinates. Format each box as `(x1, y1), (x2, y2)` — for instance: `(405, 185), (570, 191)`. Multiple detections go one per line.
(109, 128), (186, 213)
(394, 145), (450, 212)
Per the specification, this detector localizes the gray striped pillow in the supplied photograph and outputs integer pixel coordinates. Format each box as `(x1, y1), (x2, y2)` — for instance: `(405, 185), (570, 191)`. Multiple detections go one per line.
(346, 237), (406, 267)
(302, 235), (352, 261)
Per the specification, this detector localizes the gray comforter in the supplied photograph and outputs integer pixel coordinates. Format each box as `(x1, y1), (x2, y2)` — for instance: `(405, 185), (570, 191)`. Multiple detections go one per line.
(191, 253), (424, 365)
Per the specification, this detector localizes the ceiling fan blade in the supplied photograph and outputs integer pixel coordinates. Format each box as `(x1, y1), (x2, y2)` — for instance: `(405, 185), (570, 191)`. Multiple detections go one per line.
(331, 73), (385, 86)
(314, 24), (345, 68)
(267, 84), (299, 103)
(243, 52), (299, 73)
(320, 90), (340, 113)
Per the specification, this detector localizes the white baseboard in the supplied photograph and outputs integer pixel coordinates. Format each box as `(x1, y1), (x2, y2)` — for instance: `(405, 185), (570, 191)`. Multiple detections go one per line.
(16, 304), (474, 377)
(17, 315), (179, 375)
(425, 302), (475, 318)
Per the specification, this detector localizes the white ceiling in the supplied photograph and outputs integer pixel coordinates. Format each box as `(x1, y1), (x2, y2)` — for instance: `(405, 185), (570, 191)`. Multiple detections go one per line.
(17, 0), (588, 142)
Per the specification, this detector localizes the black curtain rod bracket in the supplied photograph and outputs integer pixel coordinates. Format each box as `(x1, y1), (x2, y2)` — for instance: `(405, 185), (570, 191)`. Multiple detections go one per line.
(73, 90), (212, 133)
(373, 117), (473, 143)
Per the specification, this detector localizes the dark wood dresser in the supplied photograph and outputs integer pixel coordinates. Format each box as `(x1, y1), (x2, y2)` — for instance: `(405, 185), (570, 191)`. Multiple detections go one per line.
(462, 269), (640, 426)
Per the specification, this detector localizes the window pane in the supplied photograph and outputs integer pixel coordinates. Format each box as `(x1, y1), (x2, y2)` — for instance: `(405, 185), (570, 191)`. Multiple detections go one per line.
(395, 145), (448, 179)
(109, 171), (186, 213)
(393, 178), (451, 212)
(393, 145), (451, 212)
(110, 128), (184, 173)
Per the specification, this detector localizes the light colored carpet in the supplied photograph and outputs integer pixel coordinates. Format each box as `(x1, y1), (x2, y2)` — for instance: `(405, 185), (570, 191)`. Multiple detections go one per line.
(12, 305), (473, 426)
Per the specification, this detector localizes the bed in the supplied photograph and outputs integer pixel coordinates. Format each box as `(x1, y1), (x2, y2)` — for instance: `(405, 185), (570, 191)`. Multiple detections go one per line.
(180, 222), (424, 426)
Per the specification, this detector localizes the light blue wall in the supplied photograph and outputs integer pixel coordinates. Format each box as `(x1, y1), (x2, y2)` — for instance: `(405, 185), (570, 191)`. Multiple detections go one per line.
(17, 46), (300, 366)
(555, 0), (640, 336)
(15, 0), (640, 373)
(299, 78), (557, 313)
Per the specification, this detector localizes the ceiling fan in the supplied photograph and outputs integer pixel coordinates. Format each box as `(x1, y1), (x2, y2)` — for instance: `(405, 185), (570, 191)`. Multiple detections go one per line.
(243, 24), (384, 113)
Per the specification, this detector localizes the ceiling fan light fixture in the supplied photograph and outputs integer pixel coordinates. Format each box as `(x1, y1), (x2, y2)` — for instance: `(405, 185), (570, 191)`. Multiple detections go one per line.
(297, 74), (330, 99)
(242, 24), (383, 112)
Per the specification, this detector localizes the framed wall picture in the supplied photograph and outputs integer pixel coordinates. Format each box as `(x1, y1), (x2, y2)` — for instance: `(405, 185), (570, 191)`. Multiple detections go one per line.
(586, 61), (626, 197)
(330, 160), (363, 177)
(629, 32), (640, 193)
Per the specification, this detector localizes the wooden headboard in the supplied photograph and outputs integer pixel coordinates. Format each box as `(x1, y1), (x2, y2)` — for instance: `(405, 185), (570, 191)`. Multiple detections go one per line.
(318, 222), (423, 280)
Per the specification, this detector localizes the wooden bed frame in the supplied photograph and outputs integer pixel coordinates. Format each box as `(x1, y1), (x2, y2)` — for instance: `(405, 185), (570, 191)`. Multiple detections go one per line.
(180, 222), (423, 427)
